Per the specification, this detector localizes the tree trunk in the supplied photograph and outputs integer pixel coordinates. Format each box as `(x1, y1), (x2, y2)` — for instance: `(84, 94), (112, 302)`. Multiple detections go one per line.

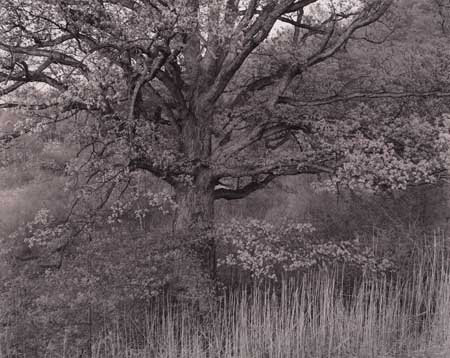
(173, 168), (217, 284)
(172, 111), (217, 299)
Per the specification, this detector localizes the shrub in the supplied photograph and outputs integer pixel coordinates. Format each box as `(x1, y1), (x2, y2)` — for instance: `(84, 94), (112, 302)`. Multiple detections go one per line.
(216, 219), (394, 281)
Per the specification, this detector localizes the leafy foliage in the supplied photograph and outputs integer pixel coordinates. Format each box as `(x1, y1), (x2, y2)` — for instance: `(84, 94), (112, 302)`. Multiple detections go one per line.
(217, 219), (394, 280)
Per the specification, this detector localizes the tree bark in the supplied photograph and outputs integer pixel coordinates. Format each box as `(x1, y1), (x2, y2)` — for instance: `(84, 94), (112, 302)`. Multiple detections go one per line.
(174, 172), (217, 282)
(173, 186), (218, 313)
(173, 113), (217, 285)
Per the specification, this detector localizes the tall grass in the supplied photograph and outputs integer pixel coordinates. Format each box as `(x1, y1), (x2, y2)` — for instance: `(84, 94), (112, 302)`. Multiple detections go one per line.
(89, 235), (450, 358)
(2, 235), (449, 358)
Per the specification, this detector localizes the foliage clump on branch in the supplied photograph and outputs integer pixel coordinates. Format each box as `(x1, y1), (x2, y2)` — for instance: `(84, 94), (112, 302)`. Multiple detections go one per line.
(217, 219), (394, 280)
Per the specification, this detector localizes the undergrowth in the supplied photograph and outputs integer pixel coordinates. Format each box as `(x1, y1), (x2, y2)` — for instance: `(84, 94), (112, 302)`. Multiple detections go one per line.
(86, 235), (450, 358)
(1, 234), (450, 358)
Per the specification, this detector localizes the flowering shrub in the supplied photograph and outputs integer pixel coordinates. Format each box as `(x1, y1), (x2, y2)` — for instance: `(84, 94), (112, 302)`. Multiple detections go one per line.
(217, 219), (394, 280)
(107, 188), (177, 225)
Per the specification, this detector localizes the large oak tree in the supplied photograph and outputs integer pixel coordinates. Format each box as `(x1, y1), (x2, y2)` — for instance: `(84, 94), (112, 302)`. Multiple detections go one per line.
(1, 0), (449, 281)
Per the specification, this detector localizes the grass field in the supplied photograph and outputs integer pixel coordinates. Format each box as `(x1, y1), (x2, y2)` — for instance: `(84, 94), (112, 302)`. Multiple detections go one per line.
(1, 235), (449, 358)
(86, 236), (450, 358)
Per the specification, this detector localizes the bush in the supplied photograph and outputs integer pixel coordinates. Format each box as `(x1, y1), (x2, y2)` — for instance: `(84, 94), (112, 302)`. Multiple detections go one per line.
(216, 219), (394, 282)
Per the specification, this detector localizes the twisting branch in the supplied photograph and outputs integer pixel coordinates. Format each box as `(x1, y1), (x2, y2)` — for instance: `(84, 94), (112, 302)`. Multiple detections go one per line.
(227, 1), (393, 123)
(0, 58), (66, 91)
(278, 90), (450, 107)
(213, 119), (311, 163)
(203, 0), (305, 106)
(307, 0), (392, 67)
(278, 17), (326, 33)
(213, 157), (334, 179)
(214, 174), (276, 200)
(128, 157), (197, 186)
(285, 0), (317, 14)
(0, 42), (89, 71)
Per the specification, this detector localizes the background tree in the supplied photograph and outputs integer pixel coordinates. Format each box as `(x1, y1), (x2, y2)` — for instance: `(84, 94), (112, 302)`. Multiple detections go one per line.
(1, 0), (449, 283)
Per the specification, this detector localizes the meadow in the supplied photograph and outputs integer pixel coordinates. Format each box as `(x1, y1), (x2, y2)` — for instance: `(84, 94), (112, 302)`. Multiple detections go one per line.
(64, 235), (450, 358)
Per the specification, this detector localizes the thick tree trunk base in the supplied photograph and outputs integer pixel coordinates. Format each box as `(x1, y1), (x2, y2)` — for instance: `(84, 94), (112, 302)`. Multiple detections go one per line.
(173, 177), (217, 309)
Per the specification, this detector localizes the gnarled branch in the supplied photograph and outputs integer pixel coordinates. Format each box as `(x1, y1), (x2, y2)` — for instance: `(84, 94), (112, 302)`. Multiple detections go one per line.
(214, 174), (275, 200)
(278, 90), (450, 107)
